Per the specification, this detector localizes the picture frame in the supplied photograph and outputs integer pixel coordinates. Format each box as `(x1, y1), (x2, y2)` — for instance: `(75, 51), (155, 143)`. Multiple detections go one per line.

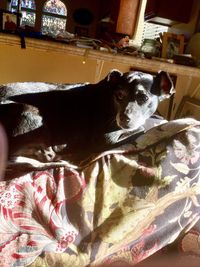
(161, 32), (184, 59)
(175, 96), (200, 120)
(0, 10), (18, 32)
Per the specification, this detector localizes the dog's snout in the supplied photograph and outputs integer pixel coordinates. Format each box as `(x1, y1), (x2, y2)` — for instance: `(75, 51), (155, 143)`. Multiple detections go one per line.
(120, 114), (130, 123)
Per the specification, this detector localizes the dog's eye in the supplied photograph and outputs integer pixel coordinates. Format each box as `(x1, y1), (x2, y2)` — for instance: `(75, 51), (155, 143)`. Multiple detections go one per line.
(136, 92), (149, 104)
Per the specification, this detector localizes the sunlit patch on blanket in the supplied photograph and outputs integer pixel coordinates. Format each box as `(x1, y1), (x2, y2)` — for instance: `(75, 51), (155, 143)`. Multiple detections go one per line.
(0, 167), (85, 267)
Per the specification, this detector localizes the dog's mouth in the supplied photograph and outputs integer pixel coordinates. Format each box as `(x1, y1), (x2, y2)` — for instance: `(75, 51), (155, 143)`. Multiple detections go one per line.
(116, 113), (145, 130)
(116, 114), (134, 130)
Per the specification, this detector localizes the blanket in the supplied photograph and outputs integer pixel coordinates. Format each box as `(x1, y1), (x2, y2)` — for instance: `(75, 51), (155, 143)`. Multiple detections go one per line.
(1, 118), (200, 266)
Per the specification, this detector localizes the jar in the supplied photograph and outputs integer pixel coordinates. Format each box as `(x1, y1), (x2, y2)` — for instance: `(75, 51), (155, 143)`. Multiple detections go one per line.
(140, 39), (160, 57)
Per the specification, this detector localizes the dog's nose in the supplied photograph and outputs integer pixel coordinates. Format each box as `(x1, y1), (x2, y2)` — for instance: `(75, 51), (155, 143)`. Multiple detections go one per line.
(120, 114), (130, 123)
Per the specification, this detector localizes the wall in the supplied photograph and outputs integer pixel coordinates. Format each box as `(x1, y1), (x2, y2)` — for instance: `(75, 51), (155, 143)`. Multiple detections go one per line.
(0, 0), (120, 37)
(0, 1), (6, 9)
(62, 0), (101, 37)
(1, 0), (200, 39)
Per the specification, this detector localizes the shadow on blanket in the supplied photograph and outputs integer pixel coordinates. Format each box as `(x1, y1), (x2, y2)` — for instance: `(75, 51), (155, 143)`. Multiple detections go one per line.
(0, 116), (200, 266)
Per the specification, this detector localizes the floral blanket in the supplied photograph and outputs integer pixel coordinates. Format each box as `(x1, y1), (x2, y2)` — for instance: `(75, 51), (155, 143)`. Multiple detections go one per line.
(1, 118), (200, 266)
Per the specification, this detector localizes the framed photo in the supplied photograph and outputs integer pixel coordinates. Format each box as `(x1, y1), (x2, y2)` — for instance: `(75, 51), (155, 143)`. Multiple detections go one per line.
(0, 11), (17, 32)
(162, 32), (184, 59)
(175, 96), (200, 120)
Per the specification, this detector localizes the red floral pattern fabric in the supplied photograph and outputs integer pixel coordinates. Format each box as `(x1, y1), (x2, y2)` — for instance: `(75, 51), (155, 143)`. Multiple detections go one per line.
(0, 168), (85, 266)
(1, 118), (200, 267)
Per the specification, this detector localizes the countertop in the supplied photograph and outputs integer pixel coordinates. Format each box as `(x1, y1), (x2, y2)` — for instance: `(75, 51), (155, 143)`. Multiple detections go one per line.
(1, 33), (200, 78)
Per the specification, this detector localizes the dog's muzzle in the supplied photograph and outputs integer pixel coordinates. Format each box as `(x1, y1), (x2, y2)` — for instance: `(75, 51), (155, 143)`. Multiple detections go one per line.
(119, 113), (131, 128)
(116, 113), (133, 129)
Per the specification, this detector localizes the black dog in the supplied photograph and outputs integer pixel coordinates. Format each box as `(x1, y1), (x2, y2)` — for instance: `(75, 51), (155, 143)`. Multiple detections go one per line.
(0, 69), (174, 163)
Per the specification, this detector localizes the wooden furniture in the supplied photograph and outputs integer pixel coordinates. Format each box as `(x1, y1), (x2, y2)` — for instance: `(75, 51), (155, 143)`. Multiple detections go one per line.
(145, 0), (194, 26)
(116, 0), (140, 36)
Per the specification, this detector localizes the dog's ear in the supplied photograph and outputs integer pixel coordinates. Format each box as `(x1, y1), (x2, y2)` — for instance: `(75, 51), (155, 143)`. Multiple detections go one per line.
(151, 71), (175, 100)
(107, 69), (123, 84)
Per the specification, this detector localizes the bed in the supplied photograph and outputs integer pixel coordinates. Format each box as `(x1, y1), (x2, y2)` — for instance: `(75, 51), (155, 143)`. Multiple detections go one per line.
(0, 116), (200, 266)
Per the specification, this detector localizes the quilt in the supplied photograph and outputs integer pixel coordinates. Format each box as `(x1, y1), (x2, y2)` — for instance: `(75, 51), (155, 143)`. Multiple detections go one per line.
(0, 118), (200, 266)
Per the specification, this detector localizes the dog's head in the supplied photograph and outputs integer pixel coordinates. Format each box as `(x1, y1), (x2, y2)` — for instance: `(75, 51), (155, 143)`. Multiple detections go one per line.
(107, 69), (174, 130)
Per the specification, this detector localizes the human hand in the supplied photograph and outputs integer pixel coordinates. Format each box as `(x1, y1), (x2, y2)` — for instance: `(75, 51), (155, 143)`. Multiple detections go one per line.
(0, 123), (7, 180)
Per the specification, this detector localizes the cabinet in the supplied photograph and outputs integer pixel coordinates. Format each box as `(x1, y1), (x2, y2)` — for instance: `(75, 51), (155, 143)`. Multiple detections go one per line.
(97, 0), (140, 37)
(145, 0), (194, 26)
(116, 0), (140, 35)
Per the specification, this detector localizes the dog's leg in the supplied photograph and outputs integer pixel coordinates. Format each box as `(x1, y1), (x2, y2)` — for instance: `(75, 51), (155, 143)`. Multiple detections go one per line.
(9, 126), (48, 155)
